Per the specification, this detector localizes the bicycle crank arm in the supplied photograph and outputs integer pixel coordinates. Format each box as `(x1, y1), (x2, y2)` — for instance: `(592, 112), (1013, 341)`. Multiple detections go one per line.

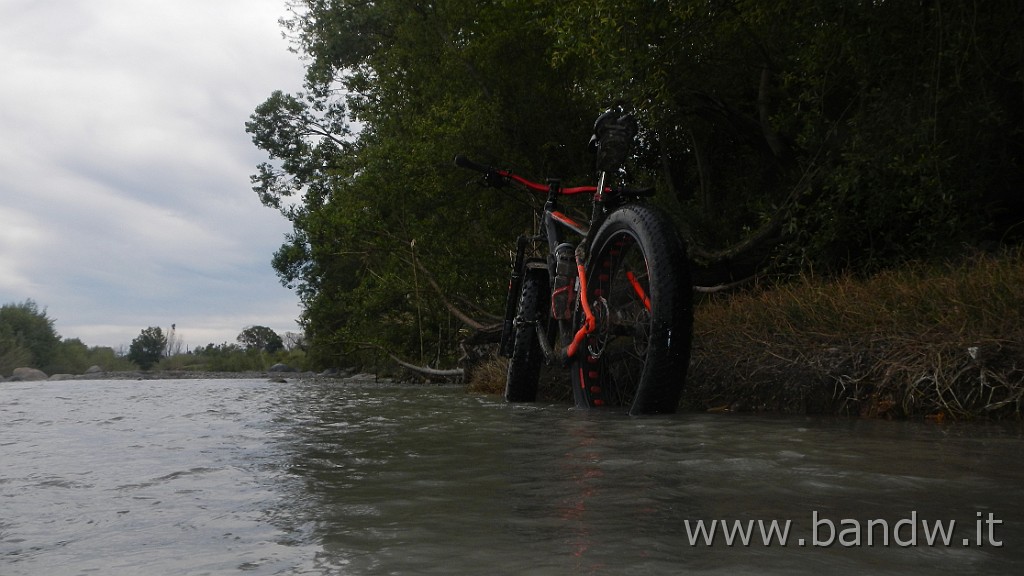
(533, 323), (560, 366)
(535, 330), (574, 367)
(549, 326), (594, 366)
(532, 326), (584, 367)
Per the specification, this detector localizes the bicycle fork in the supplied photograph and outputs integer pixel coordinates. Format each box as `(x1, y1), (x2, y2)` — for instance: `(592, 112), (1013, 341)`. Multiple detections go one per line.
(499, 235), (530, 358)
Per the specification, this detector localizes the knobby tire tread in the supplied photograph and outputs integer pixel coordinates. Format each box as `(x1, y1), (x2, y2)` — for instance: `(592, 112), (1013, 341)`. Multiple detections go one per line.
(505, 268), (550, 402)
(570, 204), (693, 414)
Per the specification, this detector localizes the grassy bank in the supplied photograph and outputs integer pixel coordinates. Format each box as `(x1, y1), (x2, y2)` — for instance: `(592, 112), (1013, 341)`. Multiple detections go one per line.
(467, 249), (1024, 420)
(685, 248), (1024, 420)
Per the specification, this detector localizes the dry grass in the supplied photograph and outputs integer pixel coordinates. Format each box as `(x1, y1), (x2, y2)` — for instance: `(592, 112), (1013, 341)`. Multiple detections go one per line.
(466, 355), (572, 402)
(686, 248), (1024, 419)
(466, 355), (508, 395)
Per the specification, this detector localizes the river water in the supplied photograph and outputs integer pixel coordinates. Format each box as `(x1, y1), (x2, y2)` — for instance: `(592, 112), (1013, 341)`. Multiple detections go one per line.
(1, 378), (1022, 575)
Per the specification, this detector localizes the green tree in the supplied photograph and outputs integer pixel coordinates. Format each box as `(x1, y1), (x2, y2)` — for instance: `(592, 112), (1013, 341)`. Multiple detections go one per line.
(128, 327), (166, 370)
(248, 0), (595, 367)
(0, 300), (60, 374)
(237, 326), (284, 353)
(49, 337), (88, 374)
(251, 0), (1024, 368)
(543, 0), (1024, 271)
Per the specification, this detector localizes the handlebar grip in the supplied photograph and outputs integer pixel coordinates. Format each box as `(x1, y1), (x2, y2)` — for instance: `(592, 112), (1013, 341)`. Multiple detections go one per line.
(454, 154), (509, 188)
(453, 154), (490, 174)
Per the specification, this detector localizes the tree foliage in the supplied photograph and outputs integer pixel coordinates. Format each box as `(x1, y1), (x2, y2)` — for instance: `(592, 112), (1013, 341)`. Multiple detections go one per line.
(543, 0), (1024, 268)
(237, 325), (285, 353)
(0, 300), (60, 374)
(249, 0), (1024, 368)
(46, 340), (134, 375)
(0, 300), (131, 376)
(248, 0), (597, 368)
(128, 327), (167, 370)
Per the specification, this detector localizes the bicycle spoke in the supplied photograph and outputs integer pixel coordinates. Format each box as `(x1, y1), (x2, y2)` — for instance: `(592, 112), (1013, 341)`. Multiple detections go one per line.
(625, 270), (651, 311)
(578, 232), (653, 407)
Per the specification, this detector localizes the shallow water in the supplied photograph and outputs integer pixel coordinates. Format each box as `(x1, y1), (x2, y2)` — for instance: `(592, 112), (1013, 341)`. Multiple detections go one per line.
(2, 378), (1022, 575)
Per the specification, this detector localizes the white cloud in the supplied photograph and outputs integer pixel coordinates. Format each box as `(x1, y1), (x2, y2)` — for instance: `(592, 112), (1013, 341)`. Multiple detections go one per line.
(0, 0), (307, 350)
(0, 208), (45, 295)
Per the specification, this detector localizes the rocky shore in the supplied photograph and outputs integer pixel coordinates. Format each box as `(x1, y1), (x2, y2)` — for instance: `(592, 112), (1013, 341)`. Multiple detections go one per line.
(1, 365), (377, 383)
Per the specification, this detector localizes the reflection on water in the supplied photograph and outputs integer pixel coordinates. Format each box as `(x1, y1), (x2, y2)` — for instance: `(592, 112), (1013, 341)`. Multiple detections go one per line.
(1, 378), (1022, 575)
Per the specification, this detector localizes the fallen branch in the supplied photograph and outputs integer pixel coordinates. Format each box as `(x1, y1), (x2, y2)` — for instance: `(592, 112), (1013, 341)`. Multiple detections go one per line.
(389, 353), (464, 381)
(694, 276), (756, 294)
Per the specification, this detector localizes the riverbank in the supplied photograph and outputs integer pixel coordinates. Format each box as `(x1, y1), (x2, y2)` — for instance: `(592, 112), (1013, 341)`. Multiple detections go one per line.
(683, 249), (1024, 420)
(470, 248), (1024, 420)
(12, 250), (1019, 419)
(2, 368), (383, 383)
(0, 370), (302, 382)
(71, 370), (287, 381)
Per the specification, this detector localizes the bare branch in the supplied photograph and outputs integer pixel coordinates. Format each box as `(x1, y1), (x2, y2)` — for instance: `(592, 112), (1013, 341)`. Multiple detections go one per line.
(388, 353), (464, 381)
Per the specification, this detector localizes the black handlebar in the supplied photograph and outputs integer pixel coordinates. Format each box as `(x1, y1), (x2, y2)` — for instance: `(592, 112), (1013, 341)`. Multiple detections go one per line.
(453, 154), (489, 173)
(453, 155), (509, 188)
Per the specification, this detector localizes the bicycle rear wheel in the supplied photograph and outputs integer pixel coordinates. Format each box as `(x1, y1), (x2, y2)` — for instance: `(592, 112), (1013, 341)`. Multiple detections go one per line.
(570, 204), (693, 414)
(506, 267), (552, 402)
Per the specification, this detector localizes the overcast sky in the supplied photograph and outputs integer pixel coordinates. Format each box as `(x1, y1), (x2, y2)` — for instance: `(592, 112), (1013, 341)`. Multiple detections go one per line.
(0, 0), (308, 351)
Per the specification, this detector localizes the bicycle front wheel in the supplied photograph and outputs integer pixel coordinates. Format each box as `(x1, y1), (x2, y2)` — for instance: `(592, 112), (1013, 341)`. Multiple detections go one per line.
(570, 204), (693, 414)
(506, 267), (552, 402)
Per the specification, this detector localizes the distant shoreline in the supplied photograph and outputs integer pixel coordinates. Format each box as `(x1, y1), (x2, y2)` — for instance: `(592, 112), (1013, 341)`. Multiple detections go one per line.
(70, 370), (287, 381)
(5, 369), (378, 383)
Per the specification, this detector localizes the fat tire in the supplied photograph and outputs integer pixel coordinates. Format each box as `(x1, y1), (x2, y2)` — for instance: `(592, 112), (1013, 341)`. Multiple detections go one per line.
(505, 267), (552, 402)
(570, 204), (693, 414)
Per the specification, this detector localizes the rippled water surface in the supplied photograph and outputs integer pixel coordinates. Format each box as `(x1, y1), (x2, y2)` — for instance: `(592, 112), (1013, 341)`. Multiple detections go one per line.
(2, 378), (1022, 575)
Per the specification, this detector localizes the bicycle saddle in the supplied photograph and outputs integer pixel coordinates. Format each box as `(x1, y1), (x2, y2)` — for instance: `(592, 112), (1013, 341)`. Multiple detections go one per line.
(589, 107), (638, 172)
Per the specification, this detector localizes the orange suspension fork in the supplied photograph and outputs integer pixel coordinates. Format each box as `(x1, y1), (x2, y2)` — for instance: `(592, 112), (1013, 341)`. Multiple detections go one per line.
(564, 247), (595, 361)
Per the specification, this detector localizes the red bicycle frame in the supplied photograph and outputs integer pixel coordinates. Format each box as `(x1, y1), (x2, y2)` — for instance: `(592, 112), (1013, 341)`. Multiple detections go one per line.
(453, 155), (634, 364)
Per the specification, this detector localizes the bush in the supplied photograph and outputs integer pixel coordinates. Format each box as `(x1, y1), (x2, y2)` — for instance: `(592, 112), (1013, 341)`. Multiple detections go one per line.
(154, 343), (310, 373)
(0, 300), (60, 374)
